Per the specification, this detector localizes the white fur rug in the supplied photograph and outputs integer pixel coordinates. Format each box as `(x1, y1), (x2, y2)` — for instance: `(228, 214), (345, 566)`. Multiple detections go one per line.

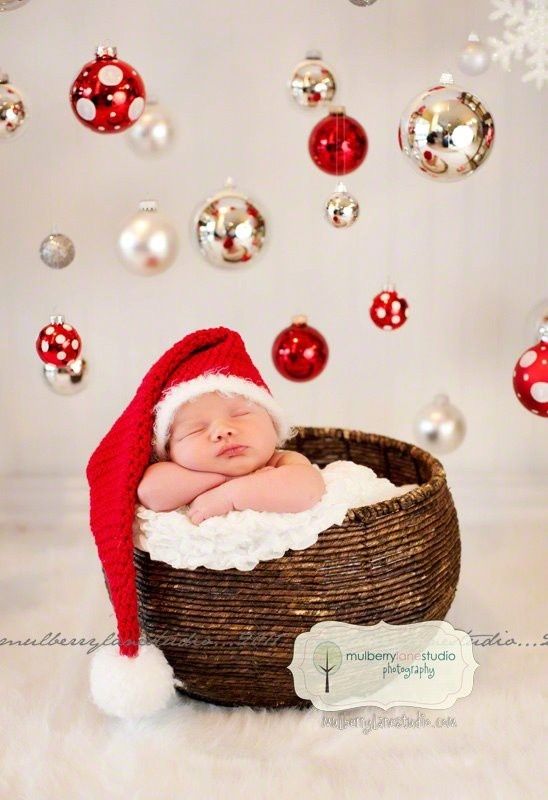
(0, 515), (546, 799)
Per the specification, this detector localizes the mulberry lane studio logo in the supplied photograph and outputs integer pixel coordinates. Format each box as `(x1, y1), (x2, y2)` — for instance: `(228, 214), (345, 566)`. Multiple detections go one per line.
(289, 620), (479, 712)
(313, 641), (343, 692)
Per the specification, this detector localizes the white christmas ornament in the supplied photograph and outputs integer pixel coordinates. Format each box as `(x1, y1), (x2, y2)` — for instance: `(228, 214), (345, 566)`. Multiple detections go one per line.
(414, 394), (466, 455)
(118, 200), (179, 275)
(458, 32), (492, 75)
(127, 99), (174, 155)
(489, 0), (548, 89)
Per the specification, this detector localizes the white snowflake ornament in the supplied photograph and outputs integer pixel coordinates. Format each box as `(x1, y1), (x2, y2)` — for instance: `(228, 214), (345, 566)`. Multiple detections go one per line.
(489, 0), (548, 89)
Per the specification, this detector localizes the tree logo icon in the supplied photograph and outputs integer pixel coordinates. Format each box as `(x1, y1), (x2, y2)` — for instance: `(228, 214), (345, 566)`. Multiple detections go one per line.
(313, 641), (342, 693)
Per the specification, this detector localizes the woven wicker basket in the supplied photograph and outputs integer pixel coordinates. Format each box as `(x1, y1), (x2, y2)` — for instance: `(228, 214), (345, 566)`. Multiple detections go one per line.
(133, 427), (461, 709)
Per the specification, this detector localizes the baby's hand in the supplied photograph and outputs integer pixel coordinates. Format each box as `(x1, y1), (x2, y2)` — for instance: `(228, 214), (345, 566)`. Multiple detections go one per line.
(187, 484), (234, 525)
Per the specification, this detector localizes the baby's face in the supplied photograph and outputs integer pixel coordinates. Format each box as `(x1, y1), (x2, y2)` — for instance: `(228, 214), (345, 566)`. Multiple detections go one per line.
(167, 392), (277, 476)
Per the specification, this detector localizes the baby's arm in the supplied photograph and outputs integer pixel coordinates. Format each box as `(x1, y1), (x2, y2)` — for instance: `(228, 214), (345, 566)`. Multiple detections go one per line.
(229, 462), (325, 513)
(137, 461), (228, 512)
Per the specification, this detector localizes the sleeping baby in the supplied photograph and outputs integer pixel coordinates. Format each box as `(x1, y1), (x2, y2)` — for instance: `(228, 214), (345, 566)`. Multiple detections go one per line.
(137, 390), (326, 524)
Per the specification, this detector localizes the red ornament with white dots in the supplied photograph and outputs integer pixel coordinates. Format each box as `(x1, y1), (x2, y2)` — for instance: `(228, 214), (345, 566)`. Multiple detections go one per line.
(369, 285), (409, 330)
(70, 45), (146, 134)
(512, 325), (548, 417)
(36, 316), (82, 366)
(272, 315), (329, 382)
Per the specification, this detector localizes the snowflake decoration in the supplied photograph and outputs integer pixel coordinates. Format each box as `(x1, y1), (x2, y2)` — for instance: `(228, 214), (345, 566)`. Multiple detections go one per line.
(489, 0), (547, 89)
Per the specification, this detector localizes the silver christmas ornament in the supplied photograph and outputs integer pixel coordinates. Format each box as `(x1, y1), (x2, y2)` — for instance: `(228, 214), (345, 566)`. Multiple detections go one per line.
(0, 0), (30, 10)
(325, 181), (360, 228)
(399, 73), (495, 182)
(39, 232), (75, 269)
(349, 0), (378, 5)
(42, 357), (88, 395)
(126, 99), (174, 156)
(525, 298), (548, 344)
(118, 200), (179, 275)
(414, 394), (466, 455)
(458, 32), (491, 76)
(194, 179), (267, 268)
(289, 51), (336, 108)
(0, 70), (27, 140)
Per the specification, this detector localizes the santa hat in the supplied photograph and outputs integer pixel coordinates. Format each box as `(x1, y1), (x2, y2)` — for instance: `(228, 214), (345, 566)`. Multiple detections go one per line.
(86, 326), (291, 719)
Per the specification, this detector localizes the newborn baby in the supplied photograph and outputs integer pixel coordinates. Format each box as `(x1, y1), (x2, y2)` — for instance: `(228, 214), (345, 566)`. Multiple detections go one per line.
(137, 391), (326, 524)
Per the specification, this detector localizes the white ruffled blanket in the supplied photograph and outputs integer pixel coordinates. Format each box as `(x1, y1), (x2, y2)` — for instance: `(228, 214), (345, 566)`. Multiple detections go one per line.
(132, 460), (417, 572)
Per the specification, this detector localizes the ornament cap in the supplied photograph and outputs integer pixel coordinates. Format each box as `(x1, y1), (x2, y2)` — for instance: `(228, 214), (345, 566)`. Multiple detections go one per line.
(139, 200), (158, 212)
(434, 393), (450, 406)
(328, 104), (346, 115)
(538, 324), (548, 343)
(292, 315), (308, 326)
(305, 49), (323, 60)
(0, 70), (9, 84)
(468, 31), (481, 43)
(224, 176), (236, 189)
(439, 72), (455, 85)
(335, 181), (347, 193)
(96, 45), (117, 59)
(50, 314), (65, 325)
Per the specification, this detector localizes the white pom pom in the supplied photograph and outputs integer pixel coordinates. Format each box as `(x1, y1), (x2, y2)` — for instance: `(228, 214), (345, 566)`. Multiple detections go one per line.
(90, 643), (176, 719)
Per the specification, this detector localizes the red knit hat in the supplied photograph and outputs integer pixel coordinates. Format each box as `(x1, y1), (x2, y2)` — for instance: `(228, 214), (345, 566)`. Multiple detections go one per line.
(86, 326), (290, 719)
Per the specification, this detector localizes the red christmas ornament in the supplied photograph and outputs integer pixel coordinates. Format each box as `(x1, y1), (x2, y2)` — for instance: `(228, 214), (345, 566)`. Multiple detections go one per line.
(70, 45), (146, 134)
(369, 285), (409, 331)
(512, 326), (548, 417)
(272, 315), (329, 381)
(36, 315), (82, 366)
(308, 106), (368, 175)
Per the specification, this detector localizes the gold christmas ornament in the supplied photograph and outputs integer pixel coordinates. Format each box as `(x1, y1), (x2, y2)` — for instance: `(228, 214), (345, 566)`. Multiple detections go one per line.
(194, 179), (266, 268)
(398, 73), (495, 182)
(0, 0), (30, 11)
(325, 182), (360, 228)
(289, 51), (336, 108)
(0, 70), (27, 140)
(42, 358), (88, 395)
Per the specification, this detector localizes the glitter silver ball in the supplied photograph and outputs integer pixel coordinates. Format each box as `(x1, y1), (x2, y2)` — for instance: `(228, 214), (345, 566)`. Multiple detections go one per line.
(414, 394), (466, 455)
(325, 182), (360, 228)
(39, 233), (75, 269)
(349, 0), (378, 6)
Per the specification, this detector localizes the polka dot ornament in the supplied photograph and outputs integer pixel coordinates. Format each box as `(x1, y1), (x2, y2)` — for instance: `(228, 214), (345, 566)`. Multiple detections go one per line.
(512, 326), (548, 417)
(36, 316), (82, 367)
(369, 286), (409, 331)
(70, 45), (145, 134)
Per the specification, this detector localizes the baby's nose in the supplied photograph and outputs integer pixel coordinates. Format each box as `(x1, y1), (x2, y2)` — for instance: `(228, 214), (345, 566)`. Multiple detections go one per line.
(210, 419), (236, 440)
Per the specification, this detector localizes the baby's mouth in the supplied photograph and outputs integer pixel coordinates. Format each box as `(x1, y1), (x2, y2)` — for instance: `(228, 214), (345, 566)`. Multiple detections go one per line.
(219, 445), (248, 458)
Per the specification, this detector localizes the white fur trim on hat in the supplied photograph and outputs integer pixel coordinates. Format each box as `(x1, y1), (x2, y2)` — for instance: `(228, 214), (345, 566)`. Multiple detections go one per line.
(153, 373), (292, 460)
(90, 643), (176, 720)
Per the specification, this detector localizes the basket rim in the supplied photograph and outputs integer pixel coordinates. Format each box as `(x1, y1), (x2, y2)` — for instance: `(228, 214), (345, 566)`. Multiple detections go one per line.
(288, 425), (449, 521)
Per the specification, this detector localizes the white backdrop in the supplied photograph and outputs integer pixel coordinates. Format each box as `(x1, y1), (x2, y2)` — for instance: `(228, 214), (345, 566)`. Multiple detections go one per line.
(1, 0), (546, 479)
